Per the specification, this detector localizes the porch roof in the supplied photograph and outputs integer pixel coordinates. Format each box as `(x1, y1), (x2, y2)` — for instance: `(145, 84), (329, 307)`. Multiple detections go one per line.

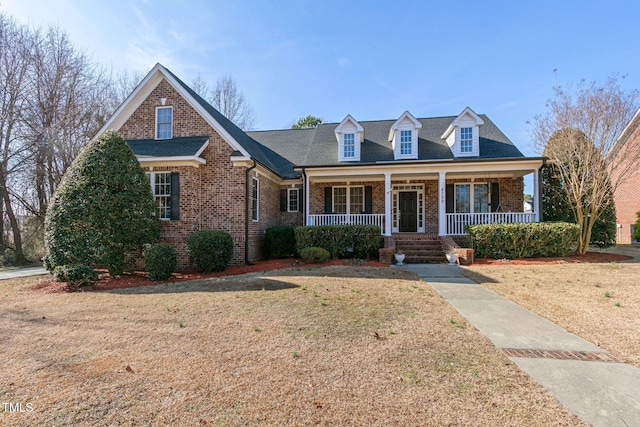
(127, 136), (209, 157)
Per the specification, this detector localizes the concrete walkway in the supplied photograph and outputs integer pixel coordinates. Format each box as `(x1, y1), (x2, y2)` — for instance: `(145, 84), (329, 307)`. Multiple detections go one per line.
(397, 263), (640, 427)
(0, 266), (48, 280)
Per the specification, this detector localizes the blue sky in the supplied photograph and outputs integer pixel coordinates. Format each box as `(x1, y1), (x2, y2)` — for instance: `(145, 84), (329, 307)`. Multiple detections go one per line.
(3, 0), (640, 161)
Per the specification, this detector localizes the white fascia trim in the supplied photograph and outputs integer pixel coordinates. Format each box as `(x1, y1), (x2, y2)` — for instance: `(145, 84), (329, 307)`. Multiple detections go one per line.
(95, 63), (165, 138)
(389, 110), (422, 142)
(335, 114), (365, 142)
(136, 155), (206, 164)
(158, 66), (251, 157)
(194, 140), (209, 158)
(441, 106), (485, 140)
(95, 63), (251, 158)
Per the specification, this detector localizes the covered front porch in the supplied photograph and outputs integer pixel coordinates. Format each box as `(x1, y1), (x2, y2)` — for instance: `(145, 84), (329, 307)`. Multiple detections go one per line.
(300, 159), (543, 237)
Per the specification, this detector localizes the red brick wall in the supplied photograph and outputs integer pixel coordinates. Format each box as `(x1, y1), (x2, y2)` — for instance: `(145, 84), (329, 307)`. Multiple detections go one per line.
(612, 120), (640, 244)
(308, 177), (523, 234)
(119, 80), (255, 268)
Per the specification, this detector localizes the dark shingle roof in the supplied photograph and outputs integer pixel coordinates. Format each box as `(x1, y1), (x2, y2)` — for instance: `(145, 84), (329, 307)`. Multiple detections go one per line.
(164, 68), (299, 179)
(152, 66), (524, 179)
(247, 115), (523, 168)
(127, 136), (209, 157)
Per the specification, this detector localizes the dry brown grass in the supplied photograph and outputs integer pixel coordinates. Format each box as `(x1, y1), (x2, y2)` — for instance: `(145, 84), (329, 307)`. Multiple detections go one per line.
(0, 266), (581, 426)
(465, 245), (640, 368)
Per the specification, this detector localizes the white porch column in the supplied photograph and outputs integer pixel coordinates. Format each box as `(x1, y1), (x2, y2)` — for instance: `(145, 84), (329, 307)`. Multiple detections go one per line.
(438, 172), (447, 236)
(533, 167), (541, 222)
(384, 173), (391, 236)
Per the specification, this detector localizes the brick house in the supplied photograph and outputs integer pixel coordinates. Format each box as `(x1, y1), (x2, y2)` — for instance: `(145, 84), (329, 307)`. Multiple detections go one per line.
(97, 64), (544, 268)
(612, 107), (640, 244)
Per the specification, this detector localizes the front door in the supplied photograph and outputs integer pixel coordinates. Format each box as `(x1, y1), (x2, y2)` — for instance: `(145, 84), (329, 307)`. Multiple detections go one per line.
(399, 191), (417, 232)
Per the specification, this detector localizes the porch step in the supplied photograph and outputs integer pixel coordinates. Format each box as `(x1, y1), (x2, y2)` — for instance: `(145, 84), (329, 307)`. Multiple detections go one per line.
(393, 235), (447, 263)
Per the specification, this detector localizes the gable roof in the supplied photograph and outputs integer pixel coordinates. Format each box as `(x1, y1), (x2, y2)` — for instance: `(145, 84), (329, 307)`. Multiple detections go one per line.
(96, 63), (297, 179)
(99, 63), (528, 180)
(247, 114), (524, 168)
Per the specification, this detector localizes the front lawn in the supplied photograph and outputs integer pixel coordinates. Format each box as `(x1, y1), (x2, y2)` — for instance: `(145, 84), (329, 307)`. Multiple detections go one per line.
(0, 266), (581, 425)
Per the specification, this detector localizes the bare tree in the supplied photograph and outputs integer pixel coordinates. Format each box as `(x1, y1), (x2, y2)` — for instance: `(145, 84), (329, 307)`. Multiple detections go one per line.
(0, 14), (32, 262)
(531, 76), (640, 253)
(192, 73), (256, 130)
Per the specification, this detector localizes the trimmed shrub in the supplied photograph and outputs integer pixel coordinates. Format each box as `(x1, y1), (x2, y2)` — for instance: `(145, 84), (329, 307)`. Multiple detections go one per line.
(186, 230), (234, 273)
(265, 226), (296, 258)
(635, 212), (640, 242)
(53, 264), (98, 287)
(300, 247), (330, 264)
(44, 130), (160, 276)
(294, 225), (381, 259)
(144, 244), (177, 281)
(1, 248), (16, 267)
(466, 222), (579, 259)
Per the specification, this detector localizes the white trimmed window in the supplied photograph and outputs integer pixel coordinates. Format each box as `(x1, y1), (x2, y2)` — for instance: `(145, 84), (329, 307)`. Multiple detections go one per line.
(460, 127), (472, 153)
(288, 188), (299, 212)
(251, 177), (259, 221)
(333, 186), (364, 214)
(147, 172), (172, 219)
(455, 183), (489, 213)
(400, 130), (412, 155)
(343, 133), (355, 158)
(156, 106), (173, 139)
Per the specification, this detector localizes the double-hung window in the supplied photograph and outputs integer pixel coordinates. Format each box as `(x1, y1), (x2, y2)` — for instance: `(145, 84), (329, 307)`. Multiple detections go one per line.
(288, 188), (299, 212)
(400, 130), (412, 155)
(454, 183), (489, 213)
(147, 172), (172, 219)
(332, 186), (364, 214)
(343, 133), (355, 158)
(251, 177), (259, 221)
(156, 106), (173, 139)
(460, 127), (472, 153)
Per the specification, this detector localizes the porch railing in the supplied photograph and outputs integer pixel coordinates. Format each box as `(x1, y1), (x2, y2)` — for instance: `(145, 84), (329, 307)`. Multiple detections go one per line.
(446, 212), (536, 235)
(307, 214), (385, 234)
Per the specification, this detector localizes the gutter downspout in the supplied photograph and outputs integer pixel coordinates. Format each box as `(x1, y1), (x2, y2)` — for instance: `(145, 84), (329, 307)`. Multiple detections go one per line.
(301, 168), (307, 225)
(245, 160), (257, 264)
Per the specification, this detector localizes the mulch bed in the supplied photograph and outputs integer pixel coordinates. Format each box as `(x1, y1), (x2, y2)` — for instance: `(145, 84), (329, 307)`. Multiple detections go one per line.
(30, 258), (389, 293)
(472, 251), (633, 266)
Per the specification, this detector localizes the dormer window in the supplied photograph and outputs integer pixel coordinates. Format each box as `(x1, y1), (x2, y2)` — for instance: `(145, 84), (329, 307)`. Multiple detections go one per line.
(460, 127), (473, 153)
(389, 111), (422, 160)
(335, 115), (364, 162)
(343, 133), (355, 158)
(400, 130), (412, 155)
(156, 106), (173, 139)
(441, 107), (484, 157)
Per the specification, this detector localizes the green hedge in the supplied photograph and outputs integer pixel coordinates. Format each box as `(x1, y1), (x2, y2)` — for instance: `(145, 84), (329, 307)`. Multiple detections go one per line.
(294, 225), (382, 259)
(265, 226), (296, 258)
(300, 247), (330, 263)
(186, 230), (234, 273)
(466, 222), (579, 259)
(144, 244), (177, 281)
(53, 264), (98, 287)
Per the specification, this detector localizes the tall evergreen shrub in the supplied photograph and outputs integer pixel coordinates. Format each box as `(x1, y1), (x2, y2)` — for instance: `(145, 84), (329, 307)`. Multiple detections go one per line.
(44, 130), (160, 275)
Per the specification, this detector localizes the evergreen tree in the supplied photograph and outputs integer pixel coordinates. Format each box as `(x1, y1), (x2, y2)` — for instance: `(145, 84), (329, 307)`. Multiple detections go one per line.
(44, 130), (160, 275)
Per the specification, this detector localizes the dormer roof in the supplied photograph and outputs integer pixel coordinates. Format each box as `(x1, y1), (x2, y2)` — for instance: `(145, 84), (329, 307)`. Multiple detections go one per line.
(388, 110), (422, 142)
(441, 107), (485, 140)
(335, 114), (364, 142)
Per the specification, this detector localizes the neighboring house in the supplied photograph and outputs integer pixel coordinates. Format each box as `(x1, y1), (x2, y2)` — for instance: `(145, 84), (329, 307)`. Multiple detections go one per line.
(96, 64), (544, 268)
(612, 107), (640, 244)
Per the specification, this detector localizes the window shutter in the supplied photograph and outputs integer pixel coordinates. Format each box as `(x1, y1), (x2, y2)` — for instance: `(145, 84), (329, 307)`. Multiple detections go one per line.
(364, 186), (373, 214)
(170, 172), (180, 220)
(280, 189), (287, 212)
(324, 187), (333, 213)
(445, 184), (454, 213)
(298, 188), (304, 212)
(490, 182), (500, 212)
